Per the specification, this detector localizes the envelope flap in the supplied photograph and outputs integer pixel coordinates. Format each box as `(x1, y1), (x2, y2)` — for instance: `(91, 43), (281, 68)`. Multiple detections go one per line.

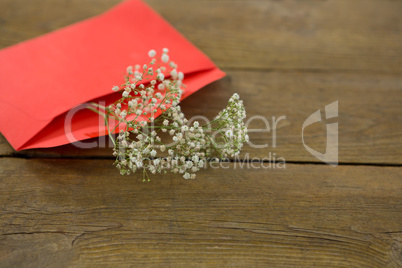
(0, 0), (216, 122)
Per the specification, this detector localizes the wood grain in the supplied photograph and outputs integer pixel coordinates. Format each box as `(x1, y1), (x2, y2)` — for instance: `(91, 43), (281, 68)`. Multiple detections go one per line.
(0, 0), (120, 48)
(1, 0), (401, 266)
(147, 0), (402, 73)
(0, 158), (401, 267)
(1, 0), (402, 73)
(2, 71), (401, 165)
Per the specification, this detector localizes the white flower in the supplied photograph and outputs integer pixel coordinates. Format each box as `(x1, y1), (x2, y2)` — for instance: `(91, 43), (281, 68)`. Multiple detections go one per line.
(170, 69), (177, 77)
(198, 160), (204, 168)
(136, 161), (143, 168)
(225, 130), (233, 138)
(178, 72), (184, 81)
(157, 73), (165, 81)
(121, 140), (128, 147)
(169, 62), (177, 69)
(105, 49), (247, 181)
(161, 53), (169, 63)
(245, 134), (249, 142)
(186, 161), (193, 168)
(148, 49), (156, 58)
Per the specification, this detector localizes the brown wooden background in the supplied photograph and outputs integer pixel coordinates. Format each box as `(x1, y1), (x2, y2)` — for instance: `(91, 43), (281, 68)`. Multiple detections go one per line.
(0, 0), (401, 267)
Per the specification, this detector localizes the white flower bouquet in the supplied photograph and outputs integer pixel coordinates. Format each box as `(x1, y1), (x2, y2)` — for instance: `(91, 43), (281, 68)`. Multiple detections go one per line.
(91, 49), (248, 181)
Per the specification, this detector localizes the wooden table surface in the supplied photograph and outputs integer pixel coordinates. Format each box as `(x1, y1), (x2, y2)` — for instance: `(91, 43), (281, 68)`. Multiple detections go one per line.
(1, 0), (401, 267)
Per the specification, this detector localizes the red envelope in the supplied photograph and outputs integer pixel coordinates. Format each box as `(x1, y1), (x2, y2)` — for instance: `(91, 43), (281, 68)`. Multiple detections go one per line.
(0, 0), (225, 151)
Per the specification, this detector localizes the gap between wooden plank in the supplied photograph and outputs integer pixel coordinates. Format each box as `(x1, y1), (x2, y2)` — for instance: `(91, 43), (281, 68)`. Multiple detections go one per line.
(1, 152), (402, 168)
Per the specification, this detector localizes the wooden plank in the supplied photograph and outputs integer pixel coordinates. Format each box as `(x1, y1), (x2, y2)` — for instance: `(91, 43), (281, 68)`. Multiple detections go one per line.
(0, 158), (401, 266)
(2, 71), (401, 165)
(0, 0), (120, 48)
(147, 0), (402, 73)
(1, 0), (401, 73)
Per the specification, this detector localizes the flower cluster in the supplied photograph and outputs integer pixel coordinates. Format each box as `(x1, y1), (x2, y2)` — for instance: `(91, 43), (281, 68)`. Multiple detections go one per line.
(94, 49), (248, 181)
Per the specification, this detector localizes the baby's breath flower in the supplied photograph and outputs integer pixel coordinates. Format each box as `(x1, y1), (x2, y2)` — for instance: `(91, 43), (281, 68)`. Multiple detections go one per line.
(157, 83), (165, 90)
(178, 72), (184, 81)
(120, 110), (127, 119)
(157, 73), (165, 81)
(170, 69), (177, 77)
(127, 66), (133, 74)
(95, 48), (247, 182)
(148, 49), (156, 58)
(161, 53), (169, 63)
